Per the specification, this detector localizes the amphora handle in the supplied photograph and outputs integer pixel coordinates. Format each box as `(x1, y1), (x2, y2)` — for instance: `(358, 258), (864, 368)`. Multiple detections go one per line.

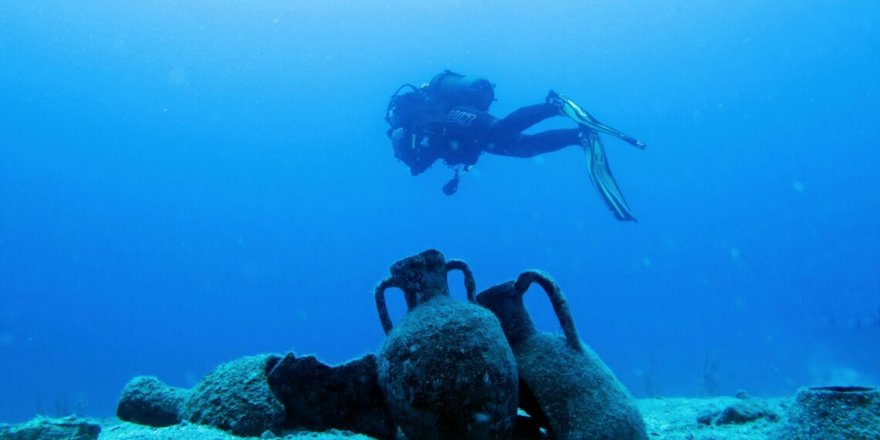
(375, 259), (477, 335)
(446, 259), (476, 303)
(375, 278), (397, 335)
(514, 270), (583, 352)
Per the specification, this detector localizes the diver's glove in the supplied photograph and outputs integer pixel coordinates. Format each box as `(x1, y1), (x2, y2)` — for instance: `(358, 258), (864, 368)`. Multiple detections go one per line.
(547, 90), (647, 149)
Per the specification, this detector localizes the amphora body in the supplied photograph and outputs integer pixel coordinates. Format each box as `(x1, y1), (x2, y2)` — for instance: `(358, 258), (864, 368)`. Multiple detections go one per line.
(375, 250), (518, 440)
(476, 270), (647, 440)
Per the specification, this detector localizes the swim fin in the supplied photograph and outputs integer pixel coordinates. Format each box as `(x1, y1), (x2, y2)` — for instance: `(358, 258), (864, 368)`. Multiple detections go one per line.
(550, 91), (647, 149)
(580, 130), (637, 221)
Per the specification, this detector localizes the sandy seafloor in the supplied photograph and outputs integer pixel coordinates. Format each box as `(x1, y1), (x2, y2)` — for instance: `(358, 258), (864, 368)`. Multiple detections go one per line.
(2, 396), (791, 440)
(636, 397), (787, 440)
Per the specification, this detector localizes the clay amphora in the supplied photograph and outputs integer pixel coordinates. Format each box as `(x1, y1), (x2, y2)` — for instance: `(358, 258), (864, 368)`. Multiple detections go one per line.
(777, 386), (880, 439)
(375, 249), (518, 440)
(476, 270), (647, 440)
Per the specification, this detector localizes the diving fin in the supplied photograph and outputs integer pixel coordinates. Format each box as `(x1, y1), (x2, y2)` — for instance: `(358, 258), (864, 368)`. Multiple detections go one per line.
(581, 130), (637, 221)
(551, 91), (647, 149)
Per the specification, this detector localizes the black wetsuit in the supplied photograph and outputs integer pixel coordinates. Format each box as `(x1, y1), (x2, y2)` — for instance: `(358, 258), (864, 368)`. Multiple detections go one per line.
(397, 102), (581, 176)
(483, 103), (580, 158)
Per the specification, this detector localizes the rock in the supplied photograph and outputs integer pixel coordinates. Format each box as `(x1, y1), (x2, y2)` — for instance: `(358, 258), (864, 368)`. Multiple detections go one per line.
(0, 415), (100, 440)
(716, 401), (778, 425)
(181, 354), (285, 437)
(266, 353), (395, 440)
(116, 375), (187, 427)
(697, 400), (778, 426)
(696, 411), (715, 426)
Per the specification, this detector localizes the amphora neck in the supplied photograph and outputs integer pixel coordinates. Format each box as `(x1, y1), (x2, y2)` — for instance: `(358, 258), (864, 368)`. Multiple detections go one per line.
(375, 249), (477, 335)
(476, 281), (536, 346)
(388, 249), (451, 309)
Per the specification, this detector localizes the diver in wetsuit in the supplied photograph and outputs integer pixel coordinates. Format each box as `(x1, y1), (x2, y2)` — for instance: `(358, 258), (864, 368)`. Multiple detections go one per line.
(385, 70), (646, 221)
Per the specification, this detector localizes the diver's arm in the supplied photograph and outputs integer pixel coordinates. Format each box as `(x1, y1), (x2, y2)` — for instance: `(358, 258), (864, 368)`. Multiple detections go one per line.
(393, 129), (440, 176)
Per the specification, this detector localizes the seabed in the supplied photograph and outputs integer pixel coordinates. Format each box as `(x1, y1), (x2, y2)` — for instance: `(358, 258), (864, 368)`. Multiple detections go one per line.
(0, 395), (823, 440)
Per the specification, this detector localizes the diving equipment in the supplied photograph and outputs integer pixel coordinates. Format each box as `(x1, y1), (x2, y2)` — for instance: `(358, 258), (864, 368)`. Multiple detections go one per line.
(580, 129), (637, 222)
(426, 70), (496, 111)
(548, 90), (647, 149)
(442, 175), (460, 196)
(442, 165), (472, 196)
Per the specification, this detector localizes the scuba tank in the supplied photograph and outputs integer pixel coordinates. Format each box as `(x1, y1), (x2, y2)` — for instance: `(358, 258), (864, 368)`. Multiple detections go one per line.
(425, 70), (495, 111)
(476, 270), (648, 440)
(384, 70), (495, 140)
(375, 250), (518, 440)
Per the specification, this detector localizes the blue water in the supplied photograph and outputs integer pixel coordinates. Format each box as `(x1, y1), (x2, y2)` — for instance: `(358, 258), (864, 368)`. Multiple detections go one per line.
(1, 1), (878, 423)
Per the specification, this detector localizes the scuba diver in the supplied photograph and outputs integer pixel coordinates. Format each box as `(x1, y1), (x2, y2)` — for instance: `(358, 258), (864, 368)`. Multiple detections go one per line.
(385, 70), (646, 221)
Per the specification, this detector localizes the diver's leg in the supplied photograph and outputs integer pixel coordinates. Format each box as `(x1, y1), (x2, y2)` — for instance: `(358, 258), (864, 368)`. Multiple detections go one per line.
(548, 90), (647, 149)
(489, 104), (560, 144)
(484, 129), (580, 158)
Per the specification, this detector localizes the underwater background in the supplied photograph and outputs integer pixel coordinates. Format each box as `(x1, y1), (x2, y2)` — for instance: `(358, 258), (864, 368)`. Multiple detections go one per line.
(1, 0), (878, 423)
